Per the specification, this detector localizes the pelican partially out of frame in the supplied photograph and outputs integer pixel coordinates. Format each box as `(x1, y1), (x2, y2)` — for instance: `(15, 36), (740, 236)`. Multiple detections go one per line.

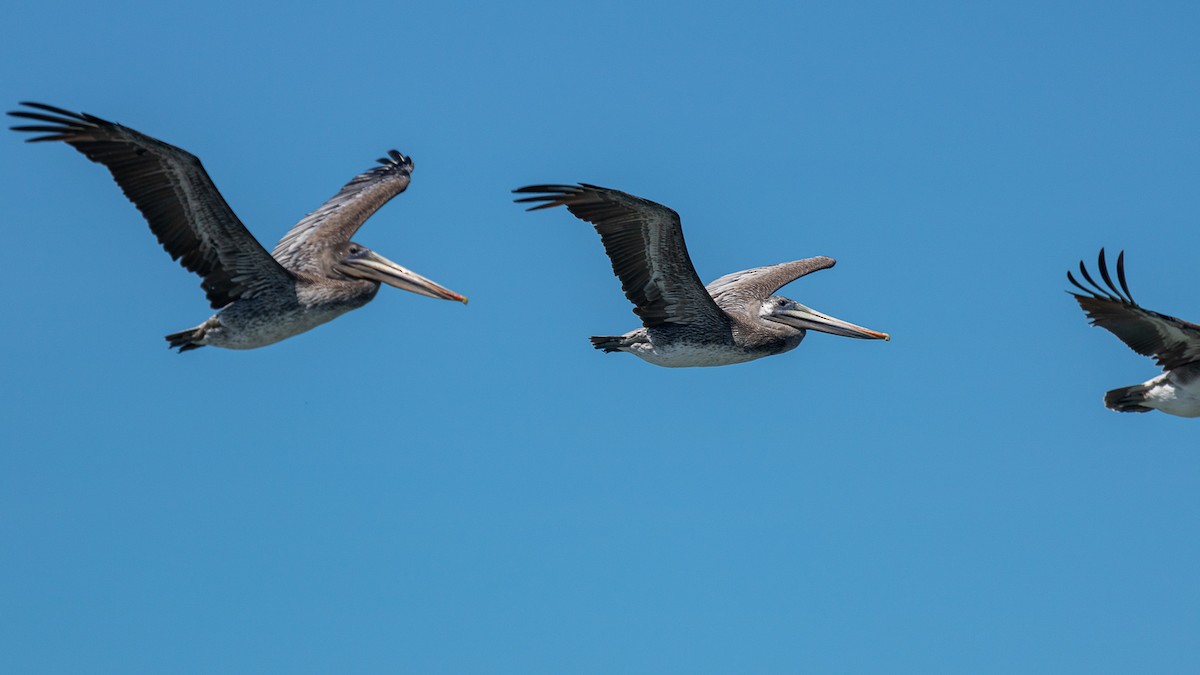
(1068, 248), (1200, 417)
(9, 102), (467, 352)
(514, 183), (889, 368)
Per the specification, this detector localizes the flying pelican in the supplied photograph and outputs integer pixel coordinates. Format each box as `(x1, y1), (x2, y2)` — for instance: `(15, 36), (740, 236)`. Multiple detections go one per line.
(1068, 248), (1200, 417)
(513, 183), (889, 367)
(9, 102), (467, 352)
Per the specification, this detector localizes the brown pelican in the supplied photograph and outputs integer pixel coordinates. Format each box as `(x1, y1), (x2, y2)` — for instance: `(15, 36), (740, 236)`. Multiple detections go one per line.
(9, 102), (467, 351)
(513, 184), (889, 367)
(1068, 248), (1200, 417)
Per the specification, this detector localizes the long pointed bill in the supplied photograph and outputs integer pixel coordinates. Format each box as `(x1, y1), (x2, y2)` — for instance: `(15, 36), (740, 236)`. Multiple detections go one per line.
(340, 251), (468, 304)
(770, 304), (889, 340)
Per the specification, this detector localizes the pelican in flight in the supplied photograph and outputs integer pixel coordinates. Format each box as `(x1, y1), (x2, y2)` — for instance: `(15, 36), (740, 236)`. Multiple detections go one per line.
(9, 102), (467, 351)
(1068, 248), (1200, 417)
(513, 184), (889, 367)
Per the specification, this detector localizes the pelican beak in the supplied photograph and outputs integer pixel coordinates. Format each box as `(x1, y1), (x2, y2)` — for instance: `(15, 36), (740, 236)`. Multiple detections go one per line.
(339, 250), (468, 304)
(768, 302), (889, 340)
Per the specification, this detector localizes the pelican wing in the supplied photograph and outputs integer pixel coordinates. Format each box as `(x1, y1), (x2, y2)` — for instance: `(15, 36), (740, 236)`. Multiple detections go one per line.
(9, 102), (291, 309)
(706, 257), (837, 305)
(1068, 248), (1200, 370)
(514, 184), (726, 329)
(272, 150), (415, 275)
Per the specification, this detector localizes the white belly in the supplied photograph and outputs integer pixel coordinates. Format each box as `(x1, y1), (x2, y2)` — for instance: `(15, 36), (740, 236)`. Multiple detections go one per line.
(202, 304), (357, 349)
(626, 342), (767, 368)
(1144, 371), (1200, 417)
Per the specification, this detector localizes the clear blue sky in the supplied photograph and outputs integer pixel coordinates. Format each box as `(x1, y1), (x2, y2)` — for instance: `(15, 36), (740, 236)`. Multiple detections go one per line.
(2, 1), (1199, 672)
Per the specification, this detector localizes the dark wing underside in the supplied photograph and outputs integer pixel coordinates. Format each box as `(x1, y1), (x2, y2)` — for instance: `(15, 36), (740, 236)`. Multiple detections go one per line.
(514, 184), (727, 331)
(9, 102), (292, 308)
(1068, 248), (1200, 370)
(705, 257), (837, 307)
(272, 150), (415, 275)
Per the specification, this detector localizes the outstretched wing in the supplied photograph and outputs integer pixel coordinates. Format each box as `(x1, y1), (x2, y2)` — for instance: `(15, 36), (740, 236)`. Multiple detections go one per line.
(9, 102), (291, 308)
(514, 183), (727, 330)
(272, 150), (415, 275)
(1068, 248), (1200, 370)
(706, 257), (837, 305)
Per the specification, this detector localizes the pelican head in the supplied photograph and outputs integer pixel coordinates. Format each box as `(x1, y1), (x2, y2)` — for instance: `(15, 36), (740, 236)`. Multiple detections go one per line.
(760, 296), (888, 340)
(334, 242), (468, 303)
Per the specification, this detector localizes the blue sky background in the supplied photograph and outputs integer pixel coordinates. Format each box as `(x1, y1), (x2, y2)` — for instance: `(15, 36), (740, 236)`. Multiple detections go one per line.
(2, 1), (1199, 672)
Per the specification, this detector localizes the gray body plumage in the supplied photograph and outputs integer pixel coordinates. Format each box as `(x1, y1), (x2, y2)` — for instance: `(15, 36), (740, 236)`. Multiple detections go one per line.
(9, 102), (466, 351)
(1068, 249), (1200, 417)
(515, 184), (888, 367)
(172, 276), (380, 350)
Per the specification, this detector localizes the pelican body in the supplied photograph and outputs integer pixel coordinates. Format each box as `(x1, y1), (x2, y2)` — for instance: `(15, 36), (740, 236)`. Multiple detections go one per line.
(514, 184), (889, 368)
(1068, 249), (1200, 417)
(9, 102), (467, 351)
